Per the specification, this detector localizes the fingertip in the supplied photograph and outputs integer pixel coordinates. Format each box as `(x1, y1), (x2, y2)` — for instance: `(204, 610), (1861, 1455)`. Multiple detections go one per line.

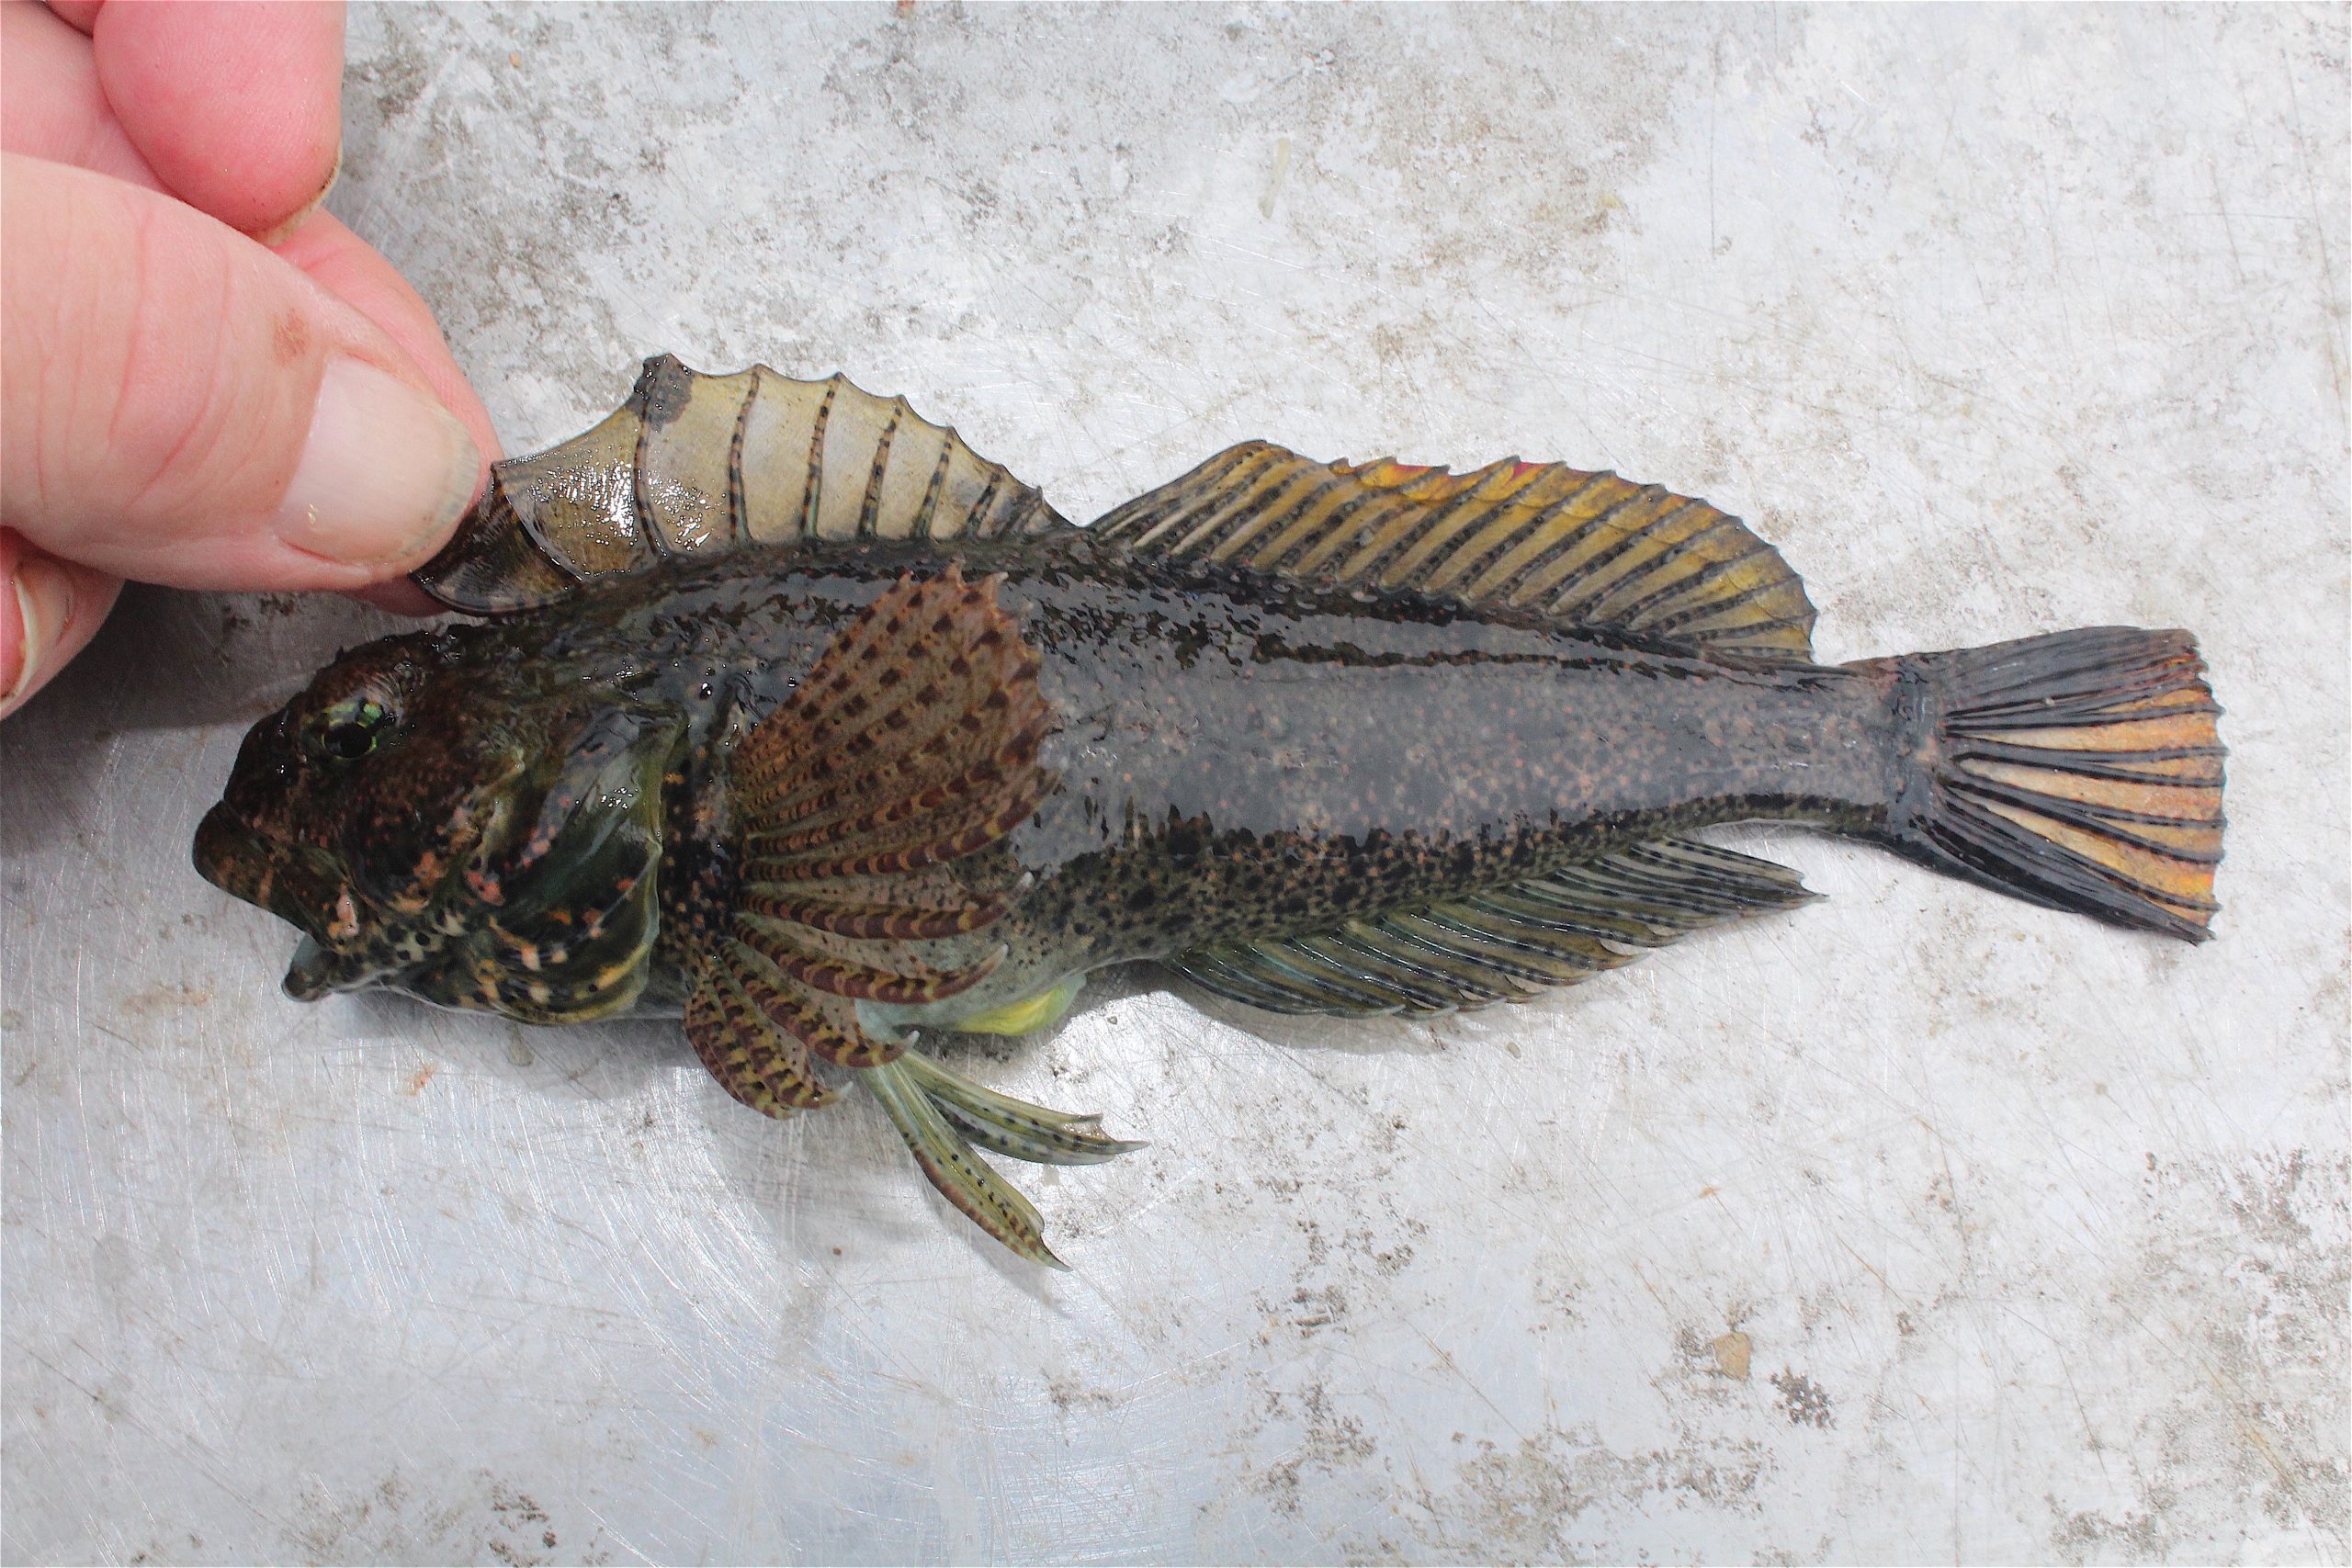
(273, 357), (481, 573)
(275, 211), (503, 474)
(0, 534), (123, 723)
(3, 158), (483, 596)
(350, 579), (446, 618)
(90, 0), (346, 237)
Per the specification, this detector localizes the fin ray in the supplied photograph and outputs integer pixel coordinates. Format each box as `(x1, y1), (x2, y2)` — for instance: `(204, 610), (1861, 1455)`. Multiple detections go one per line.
(1869, 627), (2225, 940)
(894, 1050), (1144, 1167)
(417, 355), (1071, 615)
(1173, 836), (1816, 1017)
(866, 1059), (1068, 1268)
(1091, 442), (1816, 660)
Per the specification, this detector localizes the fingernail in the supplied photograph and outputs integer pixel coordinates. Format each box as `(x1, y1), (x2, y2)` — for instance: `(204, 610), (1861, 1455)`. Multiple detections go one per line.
(250, 149), (342, 247)
(275, 357), (480, 569)
(2, 556), (74, 718)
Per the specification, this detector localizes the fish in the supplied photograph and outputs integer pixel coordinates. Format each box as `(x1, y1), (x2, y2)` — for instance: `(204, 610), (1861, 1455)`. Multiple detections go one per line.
(193, 355), (2228, 1265)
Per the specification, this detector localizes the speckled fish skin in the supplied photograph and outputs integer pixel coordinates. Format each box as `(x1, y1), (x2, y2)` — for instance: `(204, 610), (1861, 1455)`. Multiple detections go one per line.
(193, 356), (2228, 1264)
(200, 536), (1877, 1009)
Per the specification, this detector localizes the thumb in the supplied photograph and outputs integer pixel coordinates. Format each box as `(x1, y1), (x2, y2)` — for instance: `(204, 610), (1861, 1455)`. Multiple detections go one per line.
(2, 152), (482, 592)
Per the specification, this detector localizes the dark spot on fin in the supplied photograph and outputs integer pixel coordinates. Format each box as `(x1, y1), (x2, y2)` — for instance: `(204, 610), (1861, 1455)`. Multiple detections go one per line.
(627, 351), (697, 431)
(413, 356), (1073, 617)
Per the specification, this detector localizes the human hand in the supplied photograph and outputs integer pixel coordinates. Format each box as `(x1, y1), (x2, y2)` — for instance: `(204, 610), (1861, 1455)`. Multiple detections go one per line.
(1, 0), (499, 721)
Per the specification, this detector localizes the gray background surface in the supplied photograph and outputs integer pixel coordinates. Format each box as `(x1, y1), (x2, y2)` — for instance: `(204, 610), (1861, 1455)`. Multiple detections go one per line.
(6, 5), (2346, 1562)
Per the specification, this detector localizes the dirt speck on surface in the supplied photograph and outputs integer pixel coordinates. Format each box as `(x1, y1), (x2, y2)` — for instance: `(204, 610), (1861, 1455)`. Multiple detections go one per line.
(1770, 1370), (1835, 1429)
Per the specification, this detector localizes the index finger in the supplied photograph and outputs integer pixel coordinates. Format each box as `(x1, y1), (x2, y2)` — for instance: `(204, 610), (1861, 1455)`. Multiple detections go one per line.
(79, 0), (345, 238)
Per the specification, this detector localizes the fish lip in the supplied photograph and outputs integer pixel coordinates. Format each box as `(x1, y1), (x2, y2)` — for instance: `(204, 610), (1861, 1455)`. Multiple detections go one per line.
(192, 802), (336, 947)
(193, 802), (292, 919)
(191, 802), (250, 895)
(283, 935), (338, 1001)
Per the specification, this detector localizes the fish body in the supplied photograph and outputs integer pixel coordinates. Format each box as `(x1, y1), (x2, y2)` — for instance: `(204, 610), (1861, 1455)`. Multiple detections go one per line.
(195, 357), (2227, 1263)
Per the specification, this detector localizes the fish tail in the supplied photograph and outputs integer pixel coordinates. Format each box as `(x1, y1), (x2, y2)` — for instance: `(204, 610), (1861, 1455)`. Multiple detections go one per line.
(1866, 627), (2225, 941)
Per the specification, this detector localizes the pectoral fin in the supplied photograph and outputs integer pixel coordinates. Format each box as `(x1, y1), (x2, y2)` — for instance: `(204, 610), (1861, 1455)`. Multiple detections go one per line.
(677, 564), (1137, 1264)
(714, 562), (1060, 1063)
(435, 707), (681, 1023)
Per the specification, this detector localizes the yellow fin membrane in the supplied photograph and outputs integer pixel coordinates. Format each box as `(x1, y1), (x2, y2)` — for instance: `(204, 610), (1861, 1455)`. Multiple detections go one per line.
(946, 974), (1086, 1035)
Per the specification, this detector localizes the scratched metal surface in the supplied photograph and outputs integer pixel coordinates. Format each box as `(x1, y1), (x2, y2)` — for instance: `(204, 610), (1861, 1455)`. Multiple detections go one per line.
(5, 5), (2346, 1562)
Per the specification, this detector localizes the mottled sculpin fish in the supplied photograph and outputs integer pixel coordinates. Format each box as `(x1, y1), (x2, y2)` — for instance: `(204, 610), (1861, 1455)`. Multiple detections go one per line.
(195, 356), (2226, 1264)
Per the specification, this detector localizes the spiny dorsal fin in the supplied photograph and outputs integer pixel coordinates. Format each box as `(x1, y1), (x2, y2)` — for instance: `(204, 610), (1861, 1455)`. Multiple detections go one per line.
(1091, 442), (1817, 661)
(1172, 837), (1816, 1017)
(418, 355), (1071, 615)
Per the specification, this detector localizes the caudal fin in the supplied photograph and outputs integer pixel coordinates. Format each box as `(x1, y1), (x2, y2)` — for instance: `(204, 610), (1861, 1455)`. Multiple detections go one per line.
(1873, 627), (2225, 942)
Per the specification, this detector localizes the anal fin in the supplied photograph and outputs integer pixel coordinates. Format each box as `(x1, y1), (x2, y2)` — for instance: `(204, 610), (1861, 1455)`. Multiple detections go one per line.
(1172, 836), (1816, 1016)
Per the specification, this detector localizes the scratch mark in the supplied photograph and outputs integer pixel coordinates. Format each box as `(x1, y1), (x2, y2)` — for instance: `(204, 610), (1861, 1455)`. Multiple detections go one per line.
(2279, 47), (2347, 404)
(1259, 136), (1294, 220)
(1708, 32), (1721, 255)
(2209, 159), (2245, 286)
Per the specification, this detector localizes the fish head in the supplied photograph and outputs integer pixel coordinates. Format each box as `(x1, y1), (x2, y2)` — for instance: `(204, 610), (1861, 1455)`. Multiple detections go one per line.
(195, 626), (679, 1020)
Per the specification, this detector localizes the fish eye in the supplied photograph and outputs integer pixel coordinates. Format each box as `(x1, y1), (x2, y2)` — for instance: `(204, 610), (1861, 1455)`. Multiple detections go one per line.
(311, 695), (395, 762)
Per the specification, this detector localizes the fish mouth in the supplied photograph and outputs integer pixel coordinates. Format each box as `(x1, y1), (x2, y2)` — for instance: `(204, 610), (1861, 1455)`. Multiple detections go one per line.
(196, 807), (390, 1001)
(284, 934), (345, 1001)
(194, 803), (292, 919)
(193, 804), (338, 947)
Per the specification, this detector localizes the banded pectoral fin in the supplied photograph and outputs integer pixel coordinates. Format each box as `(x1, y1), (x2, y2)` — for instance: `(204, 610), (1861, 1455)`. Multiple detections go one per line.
(683, 563), (1140, 1264)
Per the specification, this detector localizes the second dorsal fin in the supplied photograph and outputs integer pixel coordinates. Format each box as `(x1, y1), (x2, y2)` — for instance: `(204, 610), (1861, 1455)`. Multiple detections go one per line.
(417, 355), (1071, 615)
(1090, 442), (1818, 660)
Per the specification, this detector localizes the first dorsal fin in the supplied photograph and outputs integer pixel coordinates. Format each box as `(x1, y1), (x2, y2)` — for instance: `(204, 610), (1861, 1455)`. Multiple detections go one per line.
(417, 355), (1072, 615)
(1091, 442), (1817, 661)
